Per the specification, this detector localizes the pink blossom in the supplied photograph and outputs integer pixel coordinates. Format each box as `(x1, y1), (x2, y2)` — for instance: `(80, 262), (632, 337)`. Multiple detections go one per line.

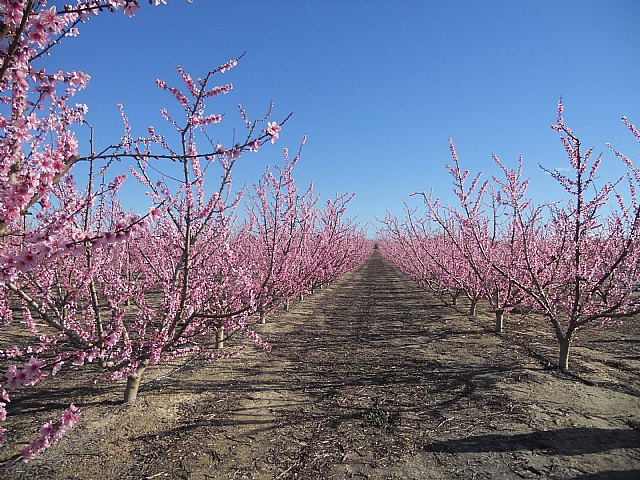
(266, 122), (281, 144)
(75, 103), (89, 115)
(122, 2), (139, 17)
(103, 332), (118, 347)
(51, 361), (63, 376)
(31, 435), (49, 452)
(20, 446), (36, 461)
(5, 365), (28, 390)
(40, 421), (54, 437)
(4, 0), (24, 25)
(38, 6), (58, 31)
(86, 347), (100, 363)
(28, 23), (50, 47)
(68, 71), (91, 89)
(72, 350), (86, 366)
(22, 305), (37, 333)
(60, 404), (79, 427)
(249, 139), (261, 152)
(109, 175), (127, 192)
(219, 59), (238, 73)
(24, 356), (45, 381)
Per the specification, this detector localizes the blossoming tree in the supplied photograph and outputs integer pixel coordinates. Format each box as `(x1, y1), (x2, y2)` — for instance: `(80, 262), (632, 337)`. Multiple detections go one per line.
(0, 0), (173, 460)
(381, 101), (640, 371)
(0, 0), (287, 463)
(490, 102), (640, 370)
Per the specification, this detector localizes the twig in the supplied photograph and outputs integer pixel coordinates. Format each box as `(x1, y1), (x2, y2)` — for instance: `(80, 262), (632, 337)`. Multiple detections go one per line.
(144, 473), (167, 479)
(434, 417), (454, 431)
(275, 460), (300, 479)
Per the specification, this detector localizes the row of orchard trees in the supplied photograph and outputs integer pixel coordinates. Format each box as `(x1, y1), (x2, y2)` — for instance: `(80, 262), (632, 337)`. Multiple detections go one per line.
(0, 0), (370, 463)
(241, 149), (368, 324)
(380, 101), (640, 374)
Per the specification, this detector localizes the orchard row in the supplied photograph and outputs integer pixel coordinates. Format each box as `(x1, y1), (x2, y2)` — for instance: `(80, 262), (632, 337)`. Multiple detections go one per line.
(379, 102), (640, 375)
(0, 0), (371, 463)
(2, 0), (640, 469)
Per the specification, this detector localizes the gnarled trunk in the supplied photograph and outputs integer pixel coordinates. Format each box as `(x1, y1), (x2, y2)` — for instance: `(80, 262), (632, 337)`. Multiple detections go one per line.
(559, 338), (571, 371)
(124, 365), (147, 403)
(495, 310), (504, 334)
(215, 325), (225, 349)
(469, 299), (477, 316)
(452, 289), (463, 307)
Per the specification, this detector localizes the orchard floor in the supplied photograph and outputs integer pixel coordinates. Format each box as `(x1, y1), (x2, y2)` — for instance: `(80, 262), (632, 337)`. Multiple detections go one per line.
(3, 251), (640, 479)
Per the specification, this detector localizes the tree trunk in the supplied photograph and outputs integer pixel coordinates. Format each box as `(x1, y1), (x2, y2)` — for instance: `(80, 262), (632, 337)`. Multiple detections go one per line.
(469, 299), (477, 316)
(299, 294), (304, 302)
(284, 300), (290, 312)
(495, 310), (504, 334)
(259, 307), (266, 325)
(452, 294), (458, 306)
(559, 338), (571, 371)
(215, 325), (225, 349)
(124, 366), (146, 403)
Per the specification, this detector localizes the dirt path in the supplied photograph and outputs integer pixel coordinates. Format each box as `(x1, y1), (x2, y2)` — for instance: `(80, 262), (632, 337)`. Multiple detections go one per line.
(6, 251), (640, 479)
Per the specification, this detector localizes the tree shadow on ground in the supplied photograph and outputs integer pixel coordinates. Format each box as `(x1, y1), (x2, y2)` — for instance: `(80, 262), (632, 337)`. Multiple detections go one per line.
(569, 471), (640, 480)
(7, 381), (122, 414)
(426, 427), (640, 456)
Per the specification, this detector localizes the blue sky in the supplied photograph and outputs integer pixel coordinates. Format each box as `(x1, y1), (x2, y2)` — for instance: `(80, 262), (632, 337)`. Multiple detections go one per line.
(46, 0), (640, 235)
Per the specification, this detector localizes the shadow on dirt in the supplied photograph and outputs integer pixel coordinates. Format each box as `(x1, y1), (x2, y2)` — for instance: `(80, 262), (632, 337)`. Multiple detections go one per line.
(426, 427), (640, 455)
(8, 381), (121, 414)
(568, 471), (640, 480)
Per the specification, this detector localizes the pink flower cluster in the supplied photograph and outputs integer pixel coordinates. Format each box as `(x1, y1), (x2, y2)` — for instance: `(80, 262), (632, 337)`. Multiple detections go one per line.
(0, 389), (8, 447)
(4, 357), (47, 391)
(20, 404), (79, 461)
(266, 121), (281, 144)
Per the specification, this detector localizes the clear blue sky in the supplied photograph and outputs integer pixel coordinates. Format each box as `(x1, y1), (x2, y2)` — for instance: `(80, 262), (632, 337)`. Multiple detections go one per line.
(46, 0), (640, 235)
